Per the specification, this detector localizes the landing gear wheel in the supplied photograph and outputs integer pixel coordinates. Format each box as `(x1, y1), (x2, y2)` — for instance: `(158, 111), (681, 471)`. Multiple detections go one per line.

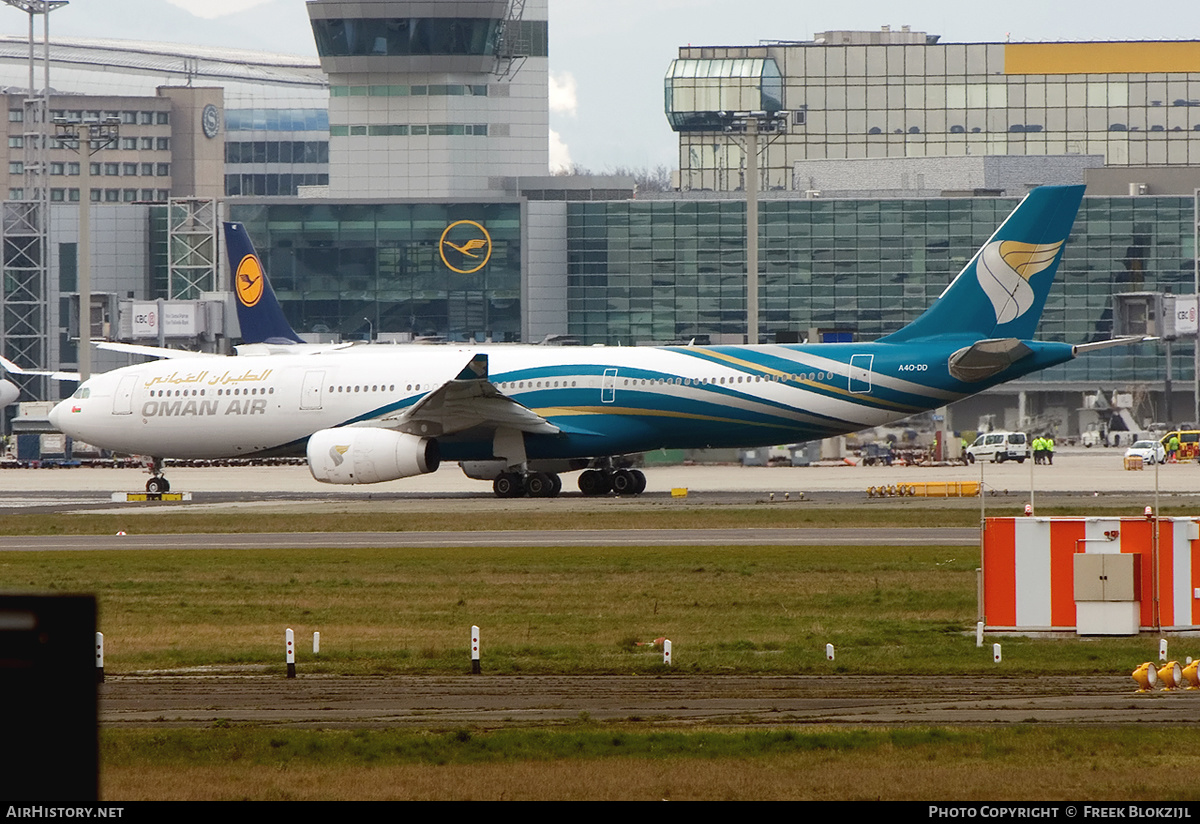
(578, 469), (611, 496)
(146, 476), (170, 494)
(525, 472), (556, 498)
(631, 469), (647, 494)
(966, 454), (975, 464)
(550, 473), (563, 496)
(611, 469), (636, 495)
(493, 472), (525, 498)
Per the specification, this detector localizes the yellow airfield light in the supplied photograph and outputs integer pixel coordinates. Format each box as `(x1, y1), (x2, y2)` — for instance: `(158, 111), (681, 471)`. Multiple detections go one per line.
(1132, 662), (1158, 692)
(1182, 660), (1200, 690)
(1159, 660), (1183, 690)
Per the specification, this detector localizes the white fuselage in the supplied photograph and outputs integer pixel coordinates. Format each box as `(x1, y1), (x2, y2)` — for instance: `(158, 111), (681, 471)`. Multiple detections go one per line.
(49, 341), (957, 462)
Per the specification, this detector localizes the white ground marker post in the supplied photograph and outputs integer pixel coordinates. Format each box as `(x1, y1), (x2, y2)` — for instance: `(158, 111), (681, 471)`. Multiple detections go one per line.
(471, 625), (481, 674)
(976, 621), (984, 648)
(993, 643), (1002, 664)
(313, 631), (320, 654)
(1160, 639), (1169, 662)
(663, 639), (672, 666)
(95, 632), (104, 683)
(286, 628), (296, 678)
(826, 643), (835, 661)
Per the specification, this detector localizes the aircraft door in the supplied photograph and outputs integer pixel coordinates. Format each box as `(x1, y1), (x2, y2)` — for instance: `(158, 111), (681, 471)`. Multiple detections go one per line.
(112, 375), (138, 415)
(300, 370), (325, 410)
(849, 355), (873, 394)
(602, 369), (617, 403)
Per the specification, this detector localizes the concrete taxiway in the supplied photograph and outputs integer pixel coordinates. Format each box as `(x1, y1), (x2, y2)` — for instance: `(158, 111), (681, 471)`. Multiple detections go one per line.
(0, 446), (1191, 505)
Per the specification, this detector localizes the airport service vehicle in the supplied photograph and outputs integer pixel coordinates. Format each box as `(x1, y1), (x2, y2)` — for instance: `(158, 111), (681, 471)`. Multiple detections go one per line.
(1125, 440), (1166, 465)
(1158, 430), (1200, 462)
(965, 431), (1030, 464)
(49, 185), (1138, 497)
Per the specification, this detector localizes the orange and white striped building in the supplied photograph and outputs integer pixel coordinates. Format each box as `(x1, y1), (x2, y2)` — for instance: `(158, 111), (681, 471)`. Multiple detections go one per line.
(982, 517), (1200, 632)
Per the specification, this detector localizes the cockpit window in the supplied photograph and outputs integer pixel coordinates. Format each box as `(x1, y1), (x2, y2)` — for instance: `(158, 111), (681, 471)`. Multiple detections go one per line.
(71, 387), (91, 399)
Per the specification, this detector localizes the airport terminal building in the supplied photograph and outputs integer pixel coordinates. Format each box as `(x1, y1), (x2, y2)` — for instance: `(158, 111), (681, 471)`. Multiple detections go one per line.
(1, 3), (1199, 437)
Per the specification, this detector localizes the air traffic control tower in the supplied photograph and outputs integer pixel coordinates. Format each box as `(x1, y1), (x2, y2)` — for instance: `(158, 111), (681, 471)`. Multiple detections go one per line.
(307, 0), (549, 198)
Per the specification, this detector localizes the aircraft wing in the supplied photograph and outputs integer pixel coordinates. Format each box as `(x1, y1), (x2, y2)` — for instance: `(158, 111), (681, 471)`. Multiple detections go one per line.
(379, 354), (560, 438)
(0, 355), (80, 382)
(234, 342), (363, 357)
(100, 340), (363, 359)
(95, 341), (211, 359)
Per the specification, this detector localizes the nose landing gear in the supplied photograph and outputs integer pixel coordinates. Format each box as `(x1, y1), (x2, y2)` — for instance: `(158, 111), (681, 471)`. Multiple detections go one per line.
(144, 457), (170, 493)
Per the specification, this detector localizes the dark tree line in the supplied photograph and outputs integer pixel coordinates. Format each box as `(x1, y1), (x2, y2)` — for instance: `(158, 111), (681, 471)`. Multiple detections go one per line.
(554, 163), (675, 192)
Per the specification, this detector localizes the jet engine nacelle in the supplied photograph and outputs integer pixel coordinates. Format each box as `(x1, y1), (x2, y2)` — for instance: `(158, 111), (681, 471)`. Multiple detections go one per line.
(307, 427), (440, 485)
(0, 379), (18, 408)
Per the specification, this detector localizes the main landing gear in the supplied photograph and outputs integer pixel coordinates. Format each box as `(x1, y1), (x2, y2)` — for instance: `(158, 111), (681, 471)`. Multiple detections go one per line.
(492, 470), (563, 499)
(577, 467), (646, 497)
(145, 456), (170, 493)
(489, 466), (648, 498)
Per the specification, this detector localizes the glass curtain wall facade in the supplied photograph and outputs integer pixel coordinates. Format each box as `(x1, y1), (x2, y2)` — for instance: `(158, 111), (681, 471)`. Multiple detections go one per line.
(566, 195), (1195, 384)
(228, 201), (522, 342)
(675, 38), (1200, 191)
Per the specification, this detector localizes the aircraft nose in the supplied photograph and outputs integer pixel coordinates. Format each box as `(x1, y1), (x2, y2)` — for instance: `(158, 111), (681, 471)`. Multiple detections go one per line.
(48, 399), (66, 431)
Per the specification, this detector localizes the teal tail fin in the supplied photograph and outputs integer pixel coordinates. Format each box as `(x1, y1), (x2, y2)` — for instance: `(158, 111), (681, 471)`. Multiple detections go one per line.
(881, 185), (1085, 343)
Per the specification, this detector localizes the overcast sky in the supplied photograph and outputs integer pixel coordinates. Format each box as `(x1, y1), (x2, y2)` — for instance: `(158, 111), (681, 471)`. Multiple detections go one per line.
(10, 0), (1200, 172)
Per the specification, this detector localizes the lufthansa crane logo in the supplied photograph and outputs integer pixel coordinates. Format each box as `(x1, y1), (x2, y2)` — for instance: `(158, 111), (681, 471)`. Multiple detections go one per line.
(235, 254), (265, 308)
(439, 220), (492, 274)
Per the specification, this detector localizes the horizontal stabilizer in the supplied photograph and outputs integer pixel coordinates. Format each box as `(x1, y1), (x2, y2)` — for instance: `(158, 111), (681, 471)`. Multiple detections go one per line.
(948, 338), (1033, 382)
(1072, 336), (1157, 355)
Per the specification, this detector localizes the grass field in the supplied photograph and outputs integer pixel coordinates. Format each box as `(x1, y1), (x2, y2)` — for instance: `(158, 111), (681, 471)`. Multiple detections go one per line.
(5, 504), (1197, 800)
(0, 542), (1174, 674)
(99, 726), (1200, 801)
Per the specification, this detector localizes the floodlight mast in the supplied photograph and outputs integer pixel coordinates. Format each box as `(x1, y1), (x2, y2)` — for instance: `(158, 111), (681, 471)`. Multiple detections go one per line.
(54, 117), (118, 381)
(720, 111), (788, 344)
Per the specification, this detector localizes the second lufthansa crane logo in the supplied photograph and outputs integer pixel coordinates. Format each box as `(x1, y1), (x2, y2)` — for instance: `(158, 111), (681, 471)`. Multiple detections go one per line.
(439, 220), (492, 274)
(235, 254), (265, 307)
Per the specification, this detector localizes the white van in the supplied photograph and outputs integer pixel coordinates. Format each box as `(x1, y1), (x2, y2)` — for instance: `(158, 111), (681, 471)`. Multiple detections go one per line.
(965, 431), (1029, 464)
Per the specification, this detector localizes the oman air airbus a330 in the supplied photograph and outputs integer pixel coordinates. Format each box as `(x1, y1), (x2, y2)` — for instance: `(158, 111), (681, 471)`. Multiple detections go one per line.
(48, 185), (1131, 497)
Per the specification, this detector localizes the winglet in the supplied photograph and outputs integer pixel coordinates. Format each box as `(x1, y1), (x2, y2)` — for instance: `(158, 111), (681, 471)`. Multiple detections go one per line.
(223, 222), (304, 345)
(456, 353), (489, 381)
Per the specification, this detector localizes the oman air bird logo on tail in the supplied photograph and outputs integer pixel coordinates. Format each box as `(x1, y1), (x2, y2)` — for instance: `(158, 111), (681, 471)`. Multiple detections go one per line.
(975, 240), (1064, 325)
